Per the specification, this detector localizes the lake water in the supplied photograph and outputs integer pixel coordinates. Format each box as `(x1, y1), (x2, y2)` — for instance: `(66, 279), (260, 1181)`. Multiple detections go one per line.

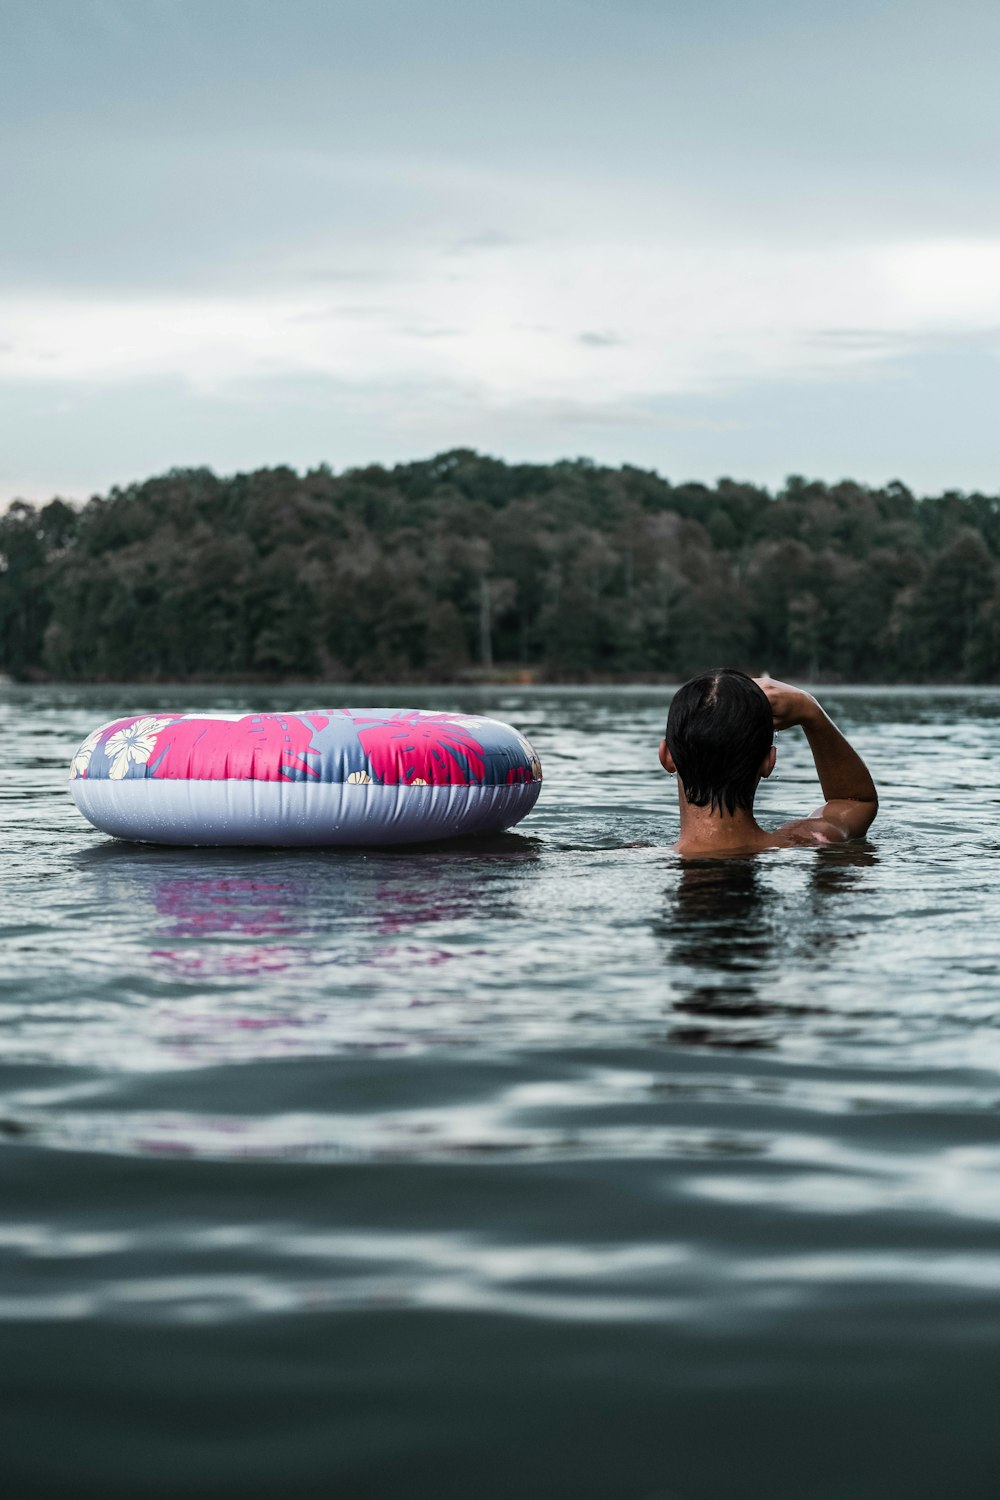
(3, 683), (1000, 1498)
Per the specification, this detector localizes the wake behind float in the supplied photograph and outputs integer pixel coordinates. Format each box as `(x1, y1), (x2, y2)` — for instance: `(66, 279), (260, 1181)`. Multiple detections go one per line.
(69, 708), (542, 846)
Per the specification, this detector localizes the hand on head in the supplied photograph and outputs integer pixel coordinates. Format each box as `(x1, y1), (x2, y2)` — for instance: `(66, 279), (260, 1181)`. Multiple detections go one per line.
(752, 675), (820, 732)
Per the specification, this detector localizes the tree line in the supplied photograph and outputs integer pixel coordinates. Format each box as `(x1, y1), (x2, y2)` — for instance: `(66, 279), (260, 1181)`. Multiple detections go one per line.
(2, 449), (999, 683)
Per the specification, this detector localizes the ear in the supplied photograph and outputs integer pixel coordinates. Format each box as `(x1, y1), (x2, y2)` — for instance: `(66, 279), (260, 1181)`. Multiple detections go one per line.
(659, 740), (677, 774)
(759, 745), (777, 780)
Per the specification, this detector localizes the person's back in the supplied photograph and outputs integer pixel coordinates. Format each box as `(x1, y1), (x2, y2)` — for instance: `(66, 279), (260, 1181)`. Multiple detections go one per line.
(659, 669), (878, 857)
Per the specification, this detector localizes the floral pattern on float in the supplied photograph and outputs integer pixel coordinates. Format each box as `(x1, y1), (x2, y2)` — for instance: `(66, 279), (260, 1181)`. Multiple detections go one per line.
(69, 709), (542, 788)
(352, 711), (487, 785)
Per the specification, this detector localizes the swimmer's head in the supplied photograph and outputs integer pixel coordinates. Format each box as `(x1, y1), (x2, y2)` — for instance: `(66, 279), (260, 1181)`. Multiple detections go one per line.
(660, 668), (774, 815)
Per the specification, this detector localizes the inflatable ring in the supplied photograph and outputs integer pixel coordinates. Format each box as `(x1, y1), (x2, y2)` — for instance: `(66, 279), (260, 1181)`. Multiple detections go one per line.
(69, 708), (542, 846)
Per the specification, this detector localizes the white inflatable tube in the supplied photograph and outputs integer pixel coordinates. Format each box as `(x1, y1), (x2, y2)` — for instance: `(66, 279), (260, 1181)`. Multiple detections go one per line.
(69, 707), (542, 847)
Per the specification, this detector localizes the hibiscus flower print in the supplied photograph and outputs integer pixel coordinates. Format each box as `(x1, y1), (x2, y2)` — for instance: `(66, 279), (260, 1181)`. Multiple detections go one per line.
(70, 728), (103, 779)
(104, 716), (172, 780)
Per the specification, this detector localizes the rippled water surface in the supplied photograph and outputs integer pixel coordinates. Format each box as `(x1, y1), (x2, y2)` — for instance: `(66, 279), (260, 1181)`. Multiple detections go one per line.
(4, 683), (1000, 1498)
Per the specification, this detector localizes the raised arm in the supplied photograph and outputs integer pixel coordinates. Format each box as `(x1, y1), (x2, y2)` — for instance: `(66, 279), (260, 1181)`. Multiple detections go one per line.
(754, 678), (878, 841)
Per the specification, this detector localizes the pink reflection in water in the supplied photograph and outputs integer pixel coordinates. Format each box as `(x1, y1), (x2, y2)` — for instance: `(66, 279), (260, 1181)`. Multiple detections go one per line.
(149, 875), (308, 982)
(153, 877), (304, 939)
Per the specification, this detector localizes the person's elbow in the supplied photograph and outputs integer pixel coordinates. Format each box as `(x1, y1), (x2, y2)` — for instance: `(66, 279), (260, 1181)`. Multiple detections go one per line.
(824, 792), (878, 840)
(849, 790), (878, 837)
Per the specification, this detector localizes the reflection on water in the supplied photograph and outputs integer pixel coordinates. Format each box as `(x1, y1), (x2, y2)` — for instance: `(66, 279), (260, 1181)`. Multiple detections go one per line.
(657, 845), (879, 1050)
(6, 684), (1000, 1499)
(151, 873), (309, 979)
(55, 834), (545, 1062)
(658, 858), (778, 1048)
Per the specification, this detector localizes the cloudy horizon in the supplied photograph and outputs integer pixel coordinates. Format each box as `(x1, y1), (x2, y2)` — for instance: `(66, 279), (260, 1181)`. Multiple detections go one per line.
(3, 0), (999, 504)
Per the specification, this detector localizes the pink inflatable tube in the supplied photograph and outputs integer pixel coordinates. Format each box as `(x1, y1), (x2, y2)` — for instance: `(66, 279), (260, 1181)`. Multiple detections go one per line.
(69, 708), (542, 847)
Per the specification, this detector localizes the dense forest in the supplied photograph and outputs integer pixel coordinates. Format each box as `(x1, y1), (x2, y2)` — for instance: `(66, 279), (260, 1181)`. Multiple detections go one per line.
(2, 450), (1000, 683)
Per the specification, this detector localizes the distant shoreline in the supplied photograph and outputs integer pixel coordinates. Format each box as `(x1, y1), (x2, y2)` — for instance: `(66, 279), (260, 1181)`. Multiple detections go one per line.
(4, 452), (1000, 685)
(3, 671), (996, 693)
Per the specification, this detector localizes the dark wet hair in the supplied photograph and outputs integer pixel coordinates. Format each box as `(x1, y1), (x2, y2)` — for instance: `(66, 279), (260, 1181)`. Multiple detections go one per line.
(665, 668), (773, 816)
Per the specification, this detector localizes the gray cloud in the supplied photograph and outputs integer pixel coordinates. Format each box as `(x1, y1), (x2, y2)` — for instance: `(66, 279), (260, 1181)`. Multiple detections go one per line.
(3, 0), (1000, 497)
(6, 337), (999, 506)
(809, 327), (1000, 355)
(446, 230), (522, 256)
(577, 331), (623, 348)
(4, 0), (1000, 298)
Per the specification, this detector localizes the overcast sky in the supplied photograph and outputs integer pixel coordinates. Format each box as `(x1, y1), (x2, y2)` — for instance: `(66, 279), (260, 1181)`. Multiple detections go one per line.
(2, 0), (999, 503)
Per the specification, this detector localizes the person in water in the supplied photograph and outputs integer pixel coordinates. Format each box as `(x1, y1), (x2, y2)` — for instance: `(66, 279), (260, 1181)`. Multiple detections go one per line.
(659, 668), (878, 857)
